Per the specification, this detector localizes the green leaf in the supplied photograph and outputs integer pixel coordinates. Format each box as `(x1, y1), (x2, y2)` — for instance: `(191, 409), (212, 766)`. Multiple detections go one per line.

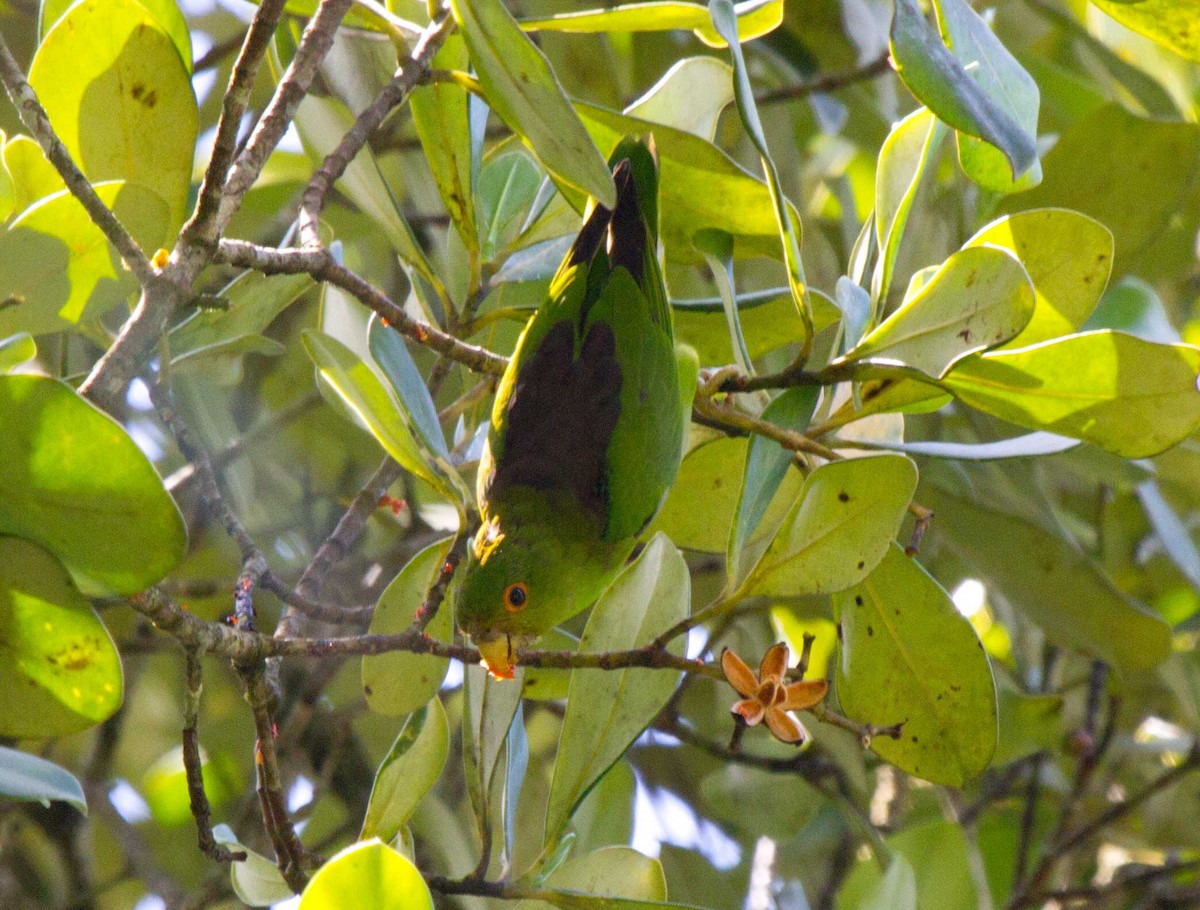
(727, 387), (818, 585)
(213, 824), (293, 907)
(0, 182), (170, 337)
(520, 0), (784, 49)
(923, 483), (1172, 671)
(464, 661), (524, 829)
(450, 0), (615, 208)
(942, 331), (1200, 458)
(1089, 0), (1200, 62)
(873, 108), (946, 304)
(478, 150), (543, 261)
(993, 677), (1062, 766)
(0, 374), (186, 593)
(368, 315), (448, 459)
(577, 104), (804, 263)
(693, 229), (751, 374)
(839, 822), (977, 910)
(623, 57), (733, 141)
(833, 545), (997, 786)
(40, 0), (193, 70)
(1086, 276), (1179, 343)
(709, 0), (809, 334)
(846, 246), (1035, 378)
(30, 0), (197, 230)
(841, 855), (917, 910)
(1001, 104), (1200, 282)
(0, 333), (35, 373)
(672, 289), (833, 366)
(0, 536), (123, 737)
(410, 35), (477, 255)
(299, 840), (433, 910)
(545, 534), (689, 844)
(143, 746), (238, 827)
(520, 847), (675, 909)
(890, 0), (1037, 183)
(861, 432), (1078, 460)
(170, 269), (314, 367)
(964, 209), (1113, 348)
(0, 131), (15, 222)
(0, 745), (87, 814)
(302, 330), (456, 497)
(4, 135), (65, 214)
(362, 698), (450, 843)
(363, 538), (454, 716)
(934, 0), (1041, 192)
(741, 454), (918, 598)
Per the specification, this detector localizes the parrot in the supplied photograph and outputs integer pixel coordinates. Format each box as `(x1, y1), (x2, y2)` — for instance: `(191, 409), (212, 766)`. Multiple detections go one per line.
(454, 137), (693, 680)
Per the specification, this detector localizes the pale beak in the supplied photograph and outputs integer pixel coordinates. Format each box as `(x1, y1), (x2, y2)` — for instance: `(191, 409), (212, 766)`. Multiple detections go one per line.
(476, 634), (517, 680)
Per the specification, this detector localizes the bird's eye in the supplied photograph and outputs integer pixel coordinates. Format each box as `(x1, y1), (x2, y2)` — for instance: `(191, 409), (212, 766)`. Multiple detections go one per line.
(504, 582), (528, 612)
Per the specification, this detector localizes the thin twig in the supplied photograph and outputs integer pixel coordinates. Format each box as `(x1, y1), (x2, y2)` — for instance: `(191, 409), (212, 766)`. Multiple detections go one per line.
(297, 8), (455, 247)
(183, 0), (288, 246)
(754, 52), (892, 106)
(183, 652), (246, 864)
(214, 239), (508, 375)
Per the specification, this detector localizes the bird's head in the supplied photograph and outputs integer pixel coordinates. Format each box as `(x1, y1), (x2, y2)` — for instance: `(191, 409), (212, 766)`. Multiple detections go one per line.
(454, 514), (565, 680)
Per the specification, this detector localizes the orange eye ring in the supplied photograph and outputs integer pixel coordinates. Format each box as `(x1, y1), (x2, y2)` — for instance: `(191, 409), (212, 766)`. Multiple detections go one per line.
(503, 582), (528, 612)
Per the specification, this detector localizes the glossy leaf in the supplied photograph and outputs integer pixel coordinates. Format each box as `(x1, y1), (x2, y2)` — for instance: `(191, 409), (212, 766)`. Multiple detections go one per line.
(853, 431), (1078, 460)
(464, 662), (524, 826)
(742, 454), (918, 598)
(1090, 0), (1200, 62)
(4, 134), (64, 214)
(363, 538), (454, 716)
(1002, 104), (1200, 281)
(0, 374), (185, 593)
(0, 131), (14, 222)
(410, 35), (477, 253)
(727, 387), (819, 585)
(213, 824), (292, 907)
(450, 0), (615, 208)
(170, 270), (313, 366)
(0, 745), (86, 814)
(0, 333), (35, 373)
(694, 229), (751, 374)
(30, 0), (197, 229)
(299, 840), (433, 910)
(520, 0), (783, 49)
(40, 0), (193, 69)
(1137, 480), (1200, 595)
(943, 331), (1200, 458)
(846, 245), (1035, 378)
(520, 847), (672, 909)
(0, 182), (170, 337)
(935, 0), (1041, 192)
(650, 437), (805, 553)
(890, 0), (1036, 184)
(302, 331), (451, 495)
(0, 537), (123, 737)
(834, 545), (997, 785)
(368, 315), (448, 459)
(672, 289), (832, 366)
(362, 698), (450, 843)
(546, 535), (689, 843)
(964, 209), (1113, 348)
(710, 0), (808, 332)
(624, 57), (733, 141)
(873, 108), (945, 303)
(924, 484), (1172, 670)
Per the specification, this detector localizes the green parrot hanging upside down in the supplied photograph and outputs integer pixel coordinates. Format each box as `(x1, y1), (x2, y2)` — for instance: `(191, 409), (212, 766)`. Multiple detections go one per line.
(454, 137), (695, 679)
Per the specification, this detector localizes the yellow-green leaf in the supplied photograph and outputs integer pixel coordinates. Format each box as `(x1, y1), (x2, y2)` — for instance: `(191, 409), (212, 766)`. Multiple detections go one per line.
(362, 698), (449, 843)
(30, 0), (197, 230)
(0, 374), (186, 593)
(964, 209), (1113, 348)
(0, 537), (123, 738)
(299, 840), (433, 910)
(742, 454), (918, 598)
(520, 0), (784, 49)
(1090, 0), (1200, 62)
(943, 331), (1200, 458)
(834, 545), (997, 785)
